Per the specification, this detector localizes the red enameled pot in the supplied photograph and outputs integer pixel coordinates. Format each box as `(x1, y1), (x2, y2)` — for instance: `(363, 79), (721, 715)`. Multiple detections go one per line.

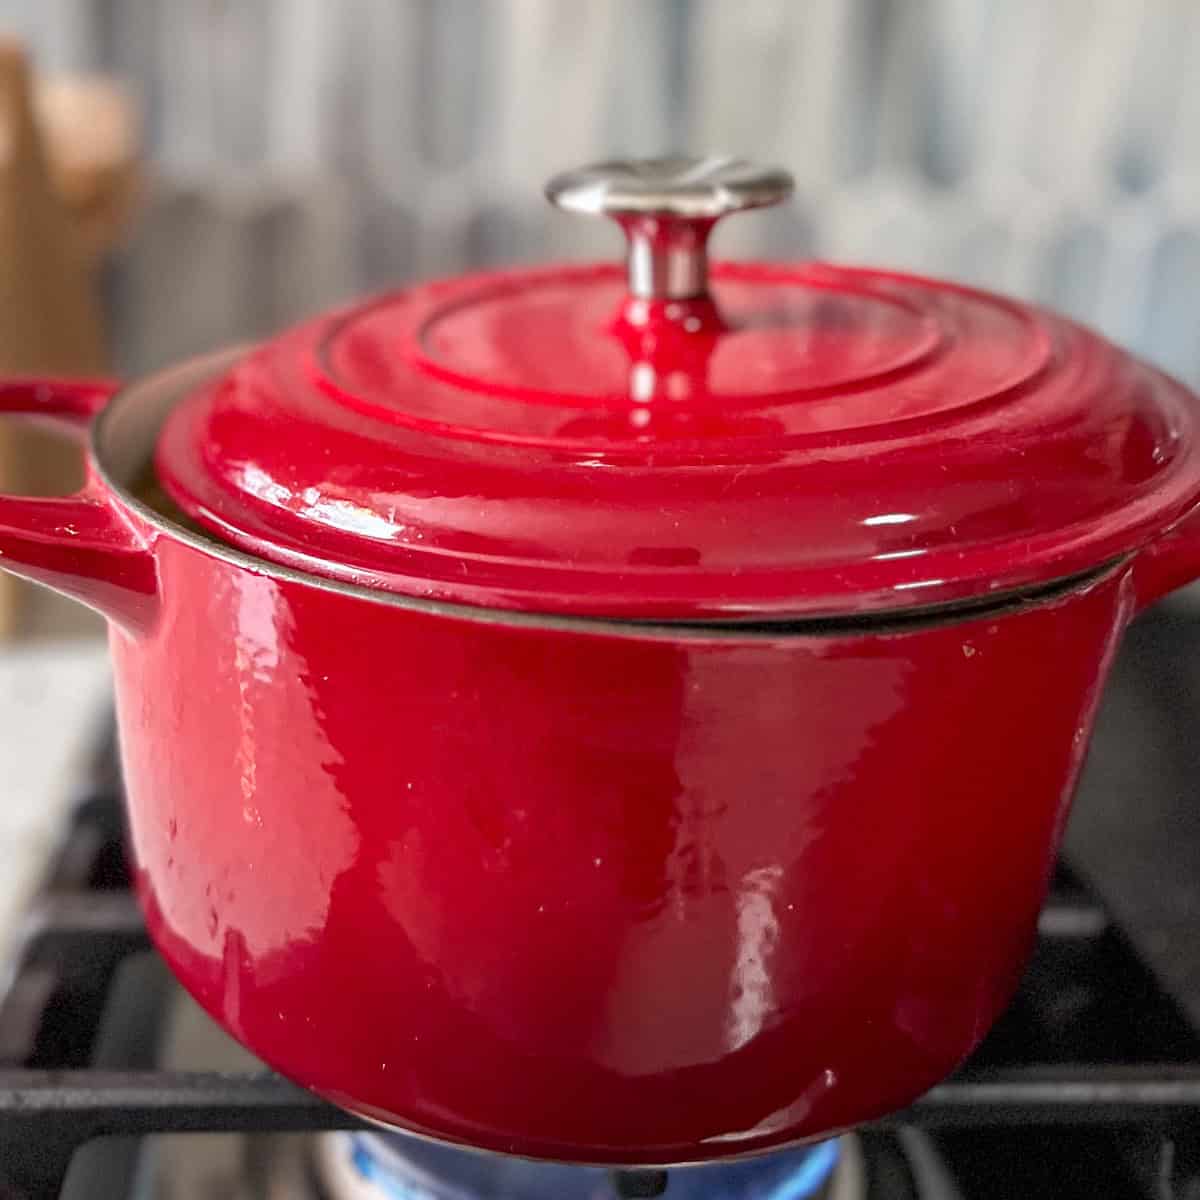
(2, 158), (1200, 1165)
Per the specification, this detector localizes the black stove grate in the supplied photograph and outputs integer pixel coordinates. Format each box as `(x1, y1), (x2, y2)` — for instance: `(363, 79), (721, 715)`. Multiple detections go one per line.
(5, 604), (1200, 1200)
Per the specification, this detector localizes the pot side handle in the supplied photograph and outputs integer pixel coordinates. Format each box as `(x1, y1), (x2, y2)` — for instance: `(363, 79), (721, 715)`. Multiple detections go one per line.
(0, 378), (157, 632)
(1134, 504), (1200, 612)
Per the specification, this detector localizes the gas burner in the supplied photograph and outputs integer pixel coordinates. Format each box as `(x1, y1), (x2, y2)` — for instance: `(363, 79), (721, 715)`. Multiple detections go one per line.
(236, 1123), (961, 1200)
(312, 1131), (858, 1200)
(225, 1122), (964, 1200)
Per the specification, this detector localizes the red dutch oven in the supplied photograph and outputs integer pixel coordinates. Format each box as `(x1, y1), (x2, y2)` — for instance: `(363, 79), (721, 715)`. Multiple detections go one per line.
(2, 157), (1200, 1165)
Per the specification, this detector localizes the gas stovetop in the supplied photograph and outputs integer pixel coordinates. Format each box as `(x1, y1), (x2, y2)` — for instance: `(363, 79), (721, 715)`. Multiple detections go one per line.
(2, 603), (1200, 1199)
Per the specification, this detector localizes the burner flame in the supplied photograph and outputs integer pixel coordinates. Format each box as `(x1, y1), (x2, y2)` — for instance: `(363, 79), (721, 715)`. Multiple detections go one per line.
(317, 1132), (844, 1200)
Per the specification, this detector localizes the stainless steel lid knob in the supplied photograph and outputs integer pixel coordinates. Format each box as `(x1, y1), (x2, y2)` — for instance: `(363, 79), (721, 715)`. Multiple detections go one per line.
(545, 156), (794, 302)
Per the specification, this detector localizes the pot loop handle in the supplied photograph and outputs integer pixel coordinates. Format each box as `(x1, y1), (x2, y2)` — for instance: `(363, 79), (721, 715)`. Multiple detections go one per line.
(544, 156), (793, 303)
(0, 378), (157, 632)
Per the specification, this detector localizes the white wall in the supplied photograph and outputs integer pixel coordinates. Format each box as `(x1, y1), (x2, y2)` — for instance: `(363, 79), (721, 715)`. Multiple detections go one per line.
(5, 0), (1200, 381)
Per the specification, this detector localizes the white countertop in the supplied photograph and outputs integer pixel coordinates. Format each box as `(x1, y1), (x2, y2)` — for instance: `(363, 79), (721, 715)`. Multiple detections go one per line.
(0, 638), (112, 963)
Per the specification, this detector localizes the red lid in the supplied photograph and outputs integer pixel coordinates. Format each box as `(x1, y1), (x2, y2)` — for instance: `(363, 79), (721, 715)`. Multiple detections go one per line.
(154, 157), (1200, 621)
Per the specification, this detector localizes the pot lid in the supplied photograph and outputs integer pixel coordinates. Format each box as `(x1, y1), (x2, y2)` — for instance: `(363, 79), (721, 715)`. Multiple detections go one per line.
(154, 156), (1200, 621)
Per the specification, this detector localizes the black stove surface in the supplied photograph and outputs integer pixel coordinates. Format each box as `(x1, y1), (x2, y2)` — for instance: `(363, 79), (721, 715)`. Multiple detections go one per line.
(2, 602), (1200, 1198)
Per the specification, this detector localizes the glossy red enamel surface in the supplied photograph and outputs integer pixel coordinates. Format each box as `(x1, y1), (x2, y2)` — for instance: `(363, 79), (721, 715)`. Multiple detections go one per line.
(111, 535), (1130, 1162)
(155, 262), (1200, 619)
(0, 374), (1199, 1162)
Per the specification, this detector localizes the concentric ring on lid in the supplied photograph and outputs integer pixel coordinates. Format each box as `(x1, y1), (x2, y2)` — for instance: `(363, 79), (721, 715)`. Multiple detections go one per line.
(151, 158), (1200, 622)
